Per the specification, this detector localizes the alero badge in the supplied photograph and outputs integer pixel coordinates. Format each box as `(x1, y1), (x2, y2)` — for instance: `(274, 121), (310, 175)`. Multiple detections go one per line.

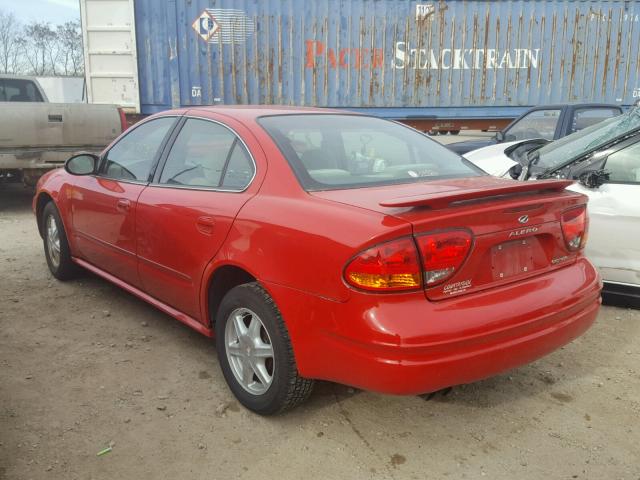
(192, 10), (220, 42)
(509, 226), (539, 238)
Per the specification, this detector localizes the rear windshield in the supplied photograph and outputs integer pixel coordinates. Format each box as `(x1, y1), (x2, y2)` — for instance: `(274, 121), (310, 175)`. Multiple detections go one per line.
(258, 114), (483, 190)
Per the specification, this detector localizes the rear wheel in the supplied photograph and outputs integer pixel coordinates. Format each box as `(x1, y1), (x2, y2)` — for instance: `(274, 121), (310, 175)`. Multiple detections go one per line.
(42, 202), (78, 280)
(215, 282), (314, 415)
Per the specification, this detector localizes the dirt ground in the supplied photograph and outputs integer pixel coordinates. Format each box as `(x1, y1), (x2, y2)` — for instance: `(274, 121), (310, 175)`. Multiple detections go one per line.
(1, 181), (639, 480)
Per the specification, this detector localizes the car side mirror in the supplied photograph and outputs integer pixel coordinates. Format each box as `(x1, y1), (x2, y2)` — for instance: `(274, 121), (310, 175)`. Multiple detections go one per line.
(495, 131), (505, 142)
(508, 163), (523, 179)
(578, 169), (609, 189)
(65, 153), (98, 176)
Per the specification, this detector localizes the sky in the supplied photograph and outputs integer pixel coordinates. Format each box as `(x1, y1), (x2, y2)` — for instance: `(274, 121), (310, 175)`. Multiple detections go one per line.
(0, 0), (80, 25)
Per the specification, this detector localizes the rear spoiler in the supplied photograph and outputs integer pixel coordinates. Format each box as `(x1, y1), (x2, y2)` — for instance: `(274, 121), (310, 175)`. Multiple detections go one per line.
(379, 179), (574, 209)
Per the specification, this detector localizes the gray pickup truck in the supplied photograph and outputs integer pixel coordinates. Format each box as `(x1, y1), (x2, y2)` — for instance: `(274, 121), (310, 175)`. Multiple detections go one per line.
(0, 75), (125, 186)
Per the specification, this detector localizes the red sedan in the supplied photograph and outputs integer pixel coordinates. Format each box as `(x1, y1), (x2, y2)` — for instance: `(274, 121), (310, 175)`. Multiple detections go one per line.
(33, 107), (601, 414)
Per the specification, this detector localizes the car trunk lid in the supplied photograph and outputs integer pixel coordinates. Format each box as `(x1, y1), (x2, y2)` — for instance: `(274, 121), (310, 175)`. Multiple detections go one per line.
(312, 177), (585, 300)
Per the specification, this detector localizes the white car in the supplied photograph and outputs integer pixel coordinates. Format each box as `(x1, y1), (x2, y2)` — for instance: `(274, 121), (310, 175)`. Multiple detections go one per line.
(463, 110), (640, 306)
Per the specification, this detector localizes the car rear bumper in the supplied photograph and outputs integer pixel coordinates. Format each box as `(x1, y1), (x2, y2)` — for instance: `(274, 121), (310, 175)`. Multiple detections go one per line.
(265, 257), (601, 395)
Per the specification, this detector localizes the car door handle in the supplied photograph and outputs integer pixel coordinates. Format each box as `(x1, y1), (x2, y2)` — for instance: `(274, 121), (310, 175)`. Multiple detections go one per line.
(196, 216), (215, 235)
(116, 198), (131, 212)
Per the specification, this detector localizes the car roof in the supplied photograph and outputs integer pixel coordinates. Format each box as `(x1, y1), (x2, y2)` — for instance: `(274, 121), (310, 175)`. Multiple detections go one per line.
(158, 105), (356, 122)
(0, 74), (42, 81)
(526, 103), (622, 110)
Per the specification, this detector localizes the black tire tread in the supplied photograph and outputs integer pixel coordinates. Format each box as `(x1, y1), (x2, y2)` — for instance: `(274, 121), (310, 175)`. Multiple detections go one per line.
(41, 201), (79, 281)
(243, 282), (314, 413)
(217, 282), (314, 414)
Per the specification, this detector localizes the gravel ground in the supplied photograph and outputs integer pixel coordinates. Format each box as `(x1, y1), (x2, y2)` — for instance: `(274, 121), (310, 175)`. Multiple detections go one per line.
(1, 182), (639, 480)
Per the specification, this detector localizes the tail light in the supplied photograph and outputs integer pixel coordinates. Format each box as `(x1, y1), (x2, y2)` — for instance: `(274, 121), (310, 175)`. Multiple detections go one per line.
(561, 205), (588, 251)
(117, 107), (128, 133)
(415, 230), (473, 285)
(344, 238), (421, 292)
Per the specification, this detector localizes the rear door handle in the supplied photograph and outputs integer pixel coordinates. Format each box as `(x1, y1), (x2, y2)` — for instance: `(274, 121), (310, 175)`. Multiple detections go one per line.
(196, 216), (215, 235)
(116, 198), (131, 212)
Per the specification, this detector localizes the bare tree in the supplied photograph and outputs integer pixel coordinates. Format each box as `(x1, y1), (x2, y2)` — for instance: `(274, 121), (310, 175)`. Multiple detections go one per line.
(0, 10), (21, 73)
(0, 9), (85, 77)
(23, 21), (60, 75)
(57, 21), (84, 76)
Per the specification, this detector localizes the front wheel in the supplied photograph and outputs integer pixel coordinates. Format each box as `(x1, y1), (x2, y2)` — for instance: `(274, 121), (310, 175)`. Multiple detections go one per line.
(215, 282), (314, 415)
(42, 202), (79, 280)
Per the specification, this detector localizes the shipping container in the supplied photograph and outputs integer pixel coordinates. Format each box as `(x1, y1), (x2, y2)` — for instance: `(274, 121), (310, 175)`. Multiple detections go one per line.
(81, 0), (640, 131)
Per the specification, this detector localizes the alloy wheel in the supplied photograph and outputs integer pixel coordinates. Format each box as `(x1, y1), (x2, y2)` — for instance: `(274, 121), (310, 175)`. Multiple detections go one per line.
(46, 214), (61, 269)
(224, 307), (275, 395)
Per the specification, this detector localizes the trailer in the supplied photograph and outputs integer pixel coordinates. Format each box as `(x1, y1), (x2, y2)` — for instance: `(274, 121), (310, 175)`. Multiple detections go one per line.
(80, 0), (640, 132)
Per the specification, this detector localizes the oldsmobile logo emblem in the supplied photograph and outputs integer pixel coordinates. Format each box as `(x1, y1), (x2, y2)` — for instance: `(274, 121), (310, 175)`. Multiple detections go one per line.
(518, 215), (529, 224)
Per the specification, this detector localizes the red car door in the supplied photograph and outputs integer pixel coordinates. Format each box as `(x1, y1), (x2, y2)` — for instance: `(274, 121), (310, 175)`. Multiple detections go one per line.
(135, 116), (260, 320)
(71, 117), (177, 287)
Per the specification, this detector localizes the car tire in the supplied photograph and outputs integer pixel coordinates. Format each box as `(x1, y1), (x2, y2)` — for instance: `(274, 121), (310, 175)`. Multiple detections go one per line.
(42, 202), (79, 281)
(215, 282), (314, 415)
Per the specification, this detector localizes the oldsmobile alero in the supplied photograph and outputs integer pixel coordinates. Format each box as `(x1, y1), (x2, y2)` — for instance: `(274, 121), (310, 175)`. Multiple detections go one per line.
(33, 107), (602, 414)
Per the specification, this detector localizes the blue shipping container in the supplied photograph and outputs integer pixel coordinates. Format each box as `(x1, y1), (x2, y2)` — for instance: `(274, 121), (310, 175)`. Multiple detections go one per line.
(133, 0), (640, 121)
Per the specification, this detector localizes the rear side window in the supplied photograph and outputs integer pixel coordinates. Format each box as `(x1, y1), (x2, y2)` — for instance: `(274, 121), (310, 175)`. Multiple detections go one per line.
(571, 108), (621, 133)
(604, 142), (640, 183)
(0, 79), (44, 102)
(258, 114), (482, 190)
(221, 143), (254, 189)
(159, 118), (254, 190)
(101, 117), (175, 182)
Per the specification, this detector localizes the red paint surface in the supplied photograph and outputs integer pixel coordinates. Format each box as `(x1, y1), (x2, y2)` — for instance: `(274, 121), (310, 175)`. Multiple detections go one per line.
(34, 106), (602, 395)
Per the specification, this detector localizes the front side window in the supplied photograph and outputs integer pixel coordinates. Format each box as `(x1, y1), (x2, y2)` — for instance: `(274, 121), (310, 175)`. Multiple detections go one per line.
(604, 142), (640, 183)
(159, 118), (254, 190)
(258, 114), (482, 190)
(101, 117), (176, 181)
(504, 109), (561, 141)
